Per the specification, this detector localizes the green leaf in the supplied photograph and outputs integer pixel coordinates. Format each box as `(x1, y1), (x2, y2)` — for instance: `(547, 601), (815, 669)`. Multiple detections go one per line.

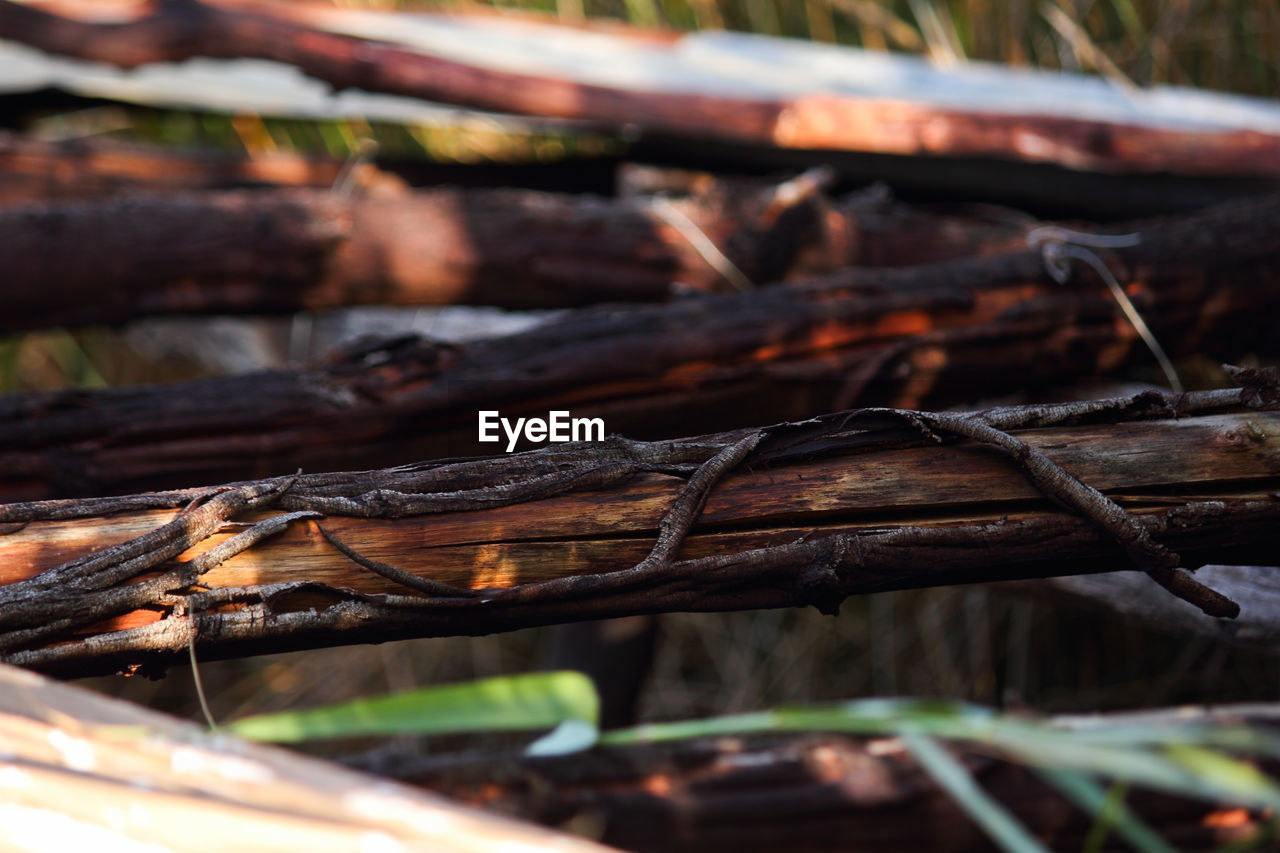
(224, 671), (599, 743)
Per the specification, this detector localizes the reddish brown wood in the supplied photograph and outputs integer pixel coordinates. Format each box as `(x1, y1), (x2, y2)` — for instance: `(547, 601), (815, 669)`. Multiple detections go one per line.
(1, 192), (1277, 502)
(1, 389), (1276, 676)
(0, 177), (1025, 331)
(0, 130), (355, 205)
(1, 0), (1278, 178)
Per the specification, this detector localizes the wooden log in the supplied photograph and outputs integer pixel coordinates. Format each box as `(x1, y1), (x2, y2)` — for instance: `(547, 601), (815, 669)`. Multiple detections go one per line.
(2, 192), (1277, 501)
(0, 662), (616, 853)
(351, 706), (1280, 851)
(2, 0), (1279, 187)
(0, 174), (1026, 332)
(1, 386), (1276, 677)
(0, 129), (353, 205)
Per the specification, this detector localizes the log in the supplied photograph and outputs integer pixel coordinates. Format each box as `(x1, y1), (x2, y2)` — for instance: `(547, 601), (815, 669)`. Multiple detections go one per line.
(2, 0), (1279, 190)
(0, 662), (616, 853)
(0, 130), (627, 206)
(2, 192), (1278, 501)
(350, 706), (1280, 851)
(0, 129), (354, 205)
(0, 174), (1027, 332)
(1, 385), (1276, 677)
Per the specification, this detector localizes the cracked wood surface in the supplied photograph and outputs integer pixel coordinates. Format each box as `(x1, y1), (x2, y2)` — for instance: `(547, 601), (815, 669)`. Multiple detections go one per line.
(1, 386), (1276, 677)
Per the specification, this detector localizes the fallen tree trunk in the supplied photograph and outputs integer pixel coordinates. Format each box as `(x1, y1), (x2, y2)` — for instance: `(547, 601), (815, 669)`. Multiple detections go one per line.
(3, 192), (1278, 501)
(3, 0), (1279, 187)
(349, 706), (1280, 852)
(0, 173), (1028, 331)
(1, 384), (1276, 677)
(0, 662), (616, 853)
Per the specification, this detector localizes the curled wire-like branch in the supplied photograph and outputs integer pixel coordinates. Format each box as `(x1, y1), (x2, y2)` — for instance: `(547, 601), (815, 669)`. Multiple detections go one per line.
(4, 386), (1266, 668)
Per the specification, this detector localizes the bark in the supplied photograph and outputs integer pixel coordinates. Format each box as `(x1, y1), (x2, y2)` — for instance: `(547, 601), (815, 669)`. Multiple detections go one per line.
(0, 662), (616, 853)
(0, 129), (356, 205)
(2, 192), (1278, 501)
(1, 0), (1278, 184)
(349, 706), (1280, 851)
(1, 385), (1276, 677)
(0, 173), (1027, 332)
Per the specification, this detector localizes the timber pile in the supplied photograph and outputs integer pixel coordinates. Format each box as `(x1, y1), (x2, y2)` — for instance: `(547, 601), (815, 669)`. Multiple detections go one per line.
(2, 189), (1278, 499)
(2, 2), (1280, 850)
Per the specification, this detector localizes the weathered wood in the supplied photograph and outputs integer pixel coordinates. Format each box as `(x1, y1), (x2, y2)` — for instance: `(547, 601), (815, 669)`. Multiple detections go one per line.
(0, 175), (1025, 332)
(0, 129), (355, 205)
(0, 662), (616, 853)
(1, 387), (1276, 677)
(351, 707), (1280, 851)
(2, 0), (1279, 185)
(2, 192), (1277, 501)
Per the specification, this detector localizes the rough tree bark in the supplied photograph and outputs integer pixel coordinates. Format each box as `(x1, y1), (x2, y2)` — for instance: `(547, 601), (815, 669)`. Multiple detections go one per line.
(2, 192), (1277, 501)
(1, 383), (1276, 677)
(0, 172), (1029, 331)
(348, 706), (1280, 852)
(1, 0), (1278, 183)
(0, 662), (615, 853)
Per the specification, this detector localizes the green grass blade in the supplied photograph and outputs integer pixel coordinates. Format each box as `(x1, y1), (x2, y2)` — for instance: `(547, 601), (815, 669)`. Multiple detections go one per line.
(1037, 769), (1175, 853)
(224, 671), (599, 743)
(900, 730), (1049, 853)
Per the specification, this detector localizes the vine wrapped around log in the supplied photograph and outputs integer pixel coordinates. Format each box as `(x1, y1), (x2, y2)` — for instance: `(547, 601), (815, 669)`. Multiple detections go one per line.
(3, 191), (1278, 501)
(1, 381), (1276, 678)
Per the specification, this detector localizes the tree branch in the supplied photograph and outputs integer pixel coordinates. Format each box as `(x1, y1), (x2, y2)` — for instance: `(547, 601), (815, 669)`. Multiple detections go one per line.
(1, 386), (1275, 677)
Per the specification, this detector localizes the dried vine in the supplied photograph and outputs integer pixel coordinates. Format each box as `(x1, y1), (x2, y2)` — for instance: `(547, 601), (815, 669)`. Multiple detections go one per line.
(2, 379), (1275, 675)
